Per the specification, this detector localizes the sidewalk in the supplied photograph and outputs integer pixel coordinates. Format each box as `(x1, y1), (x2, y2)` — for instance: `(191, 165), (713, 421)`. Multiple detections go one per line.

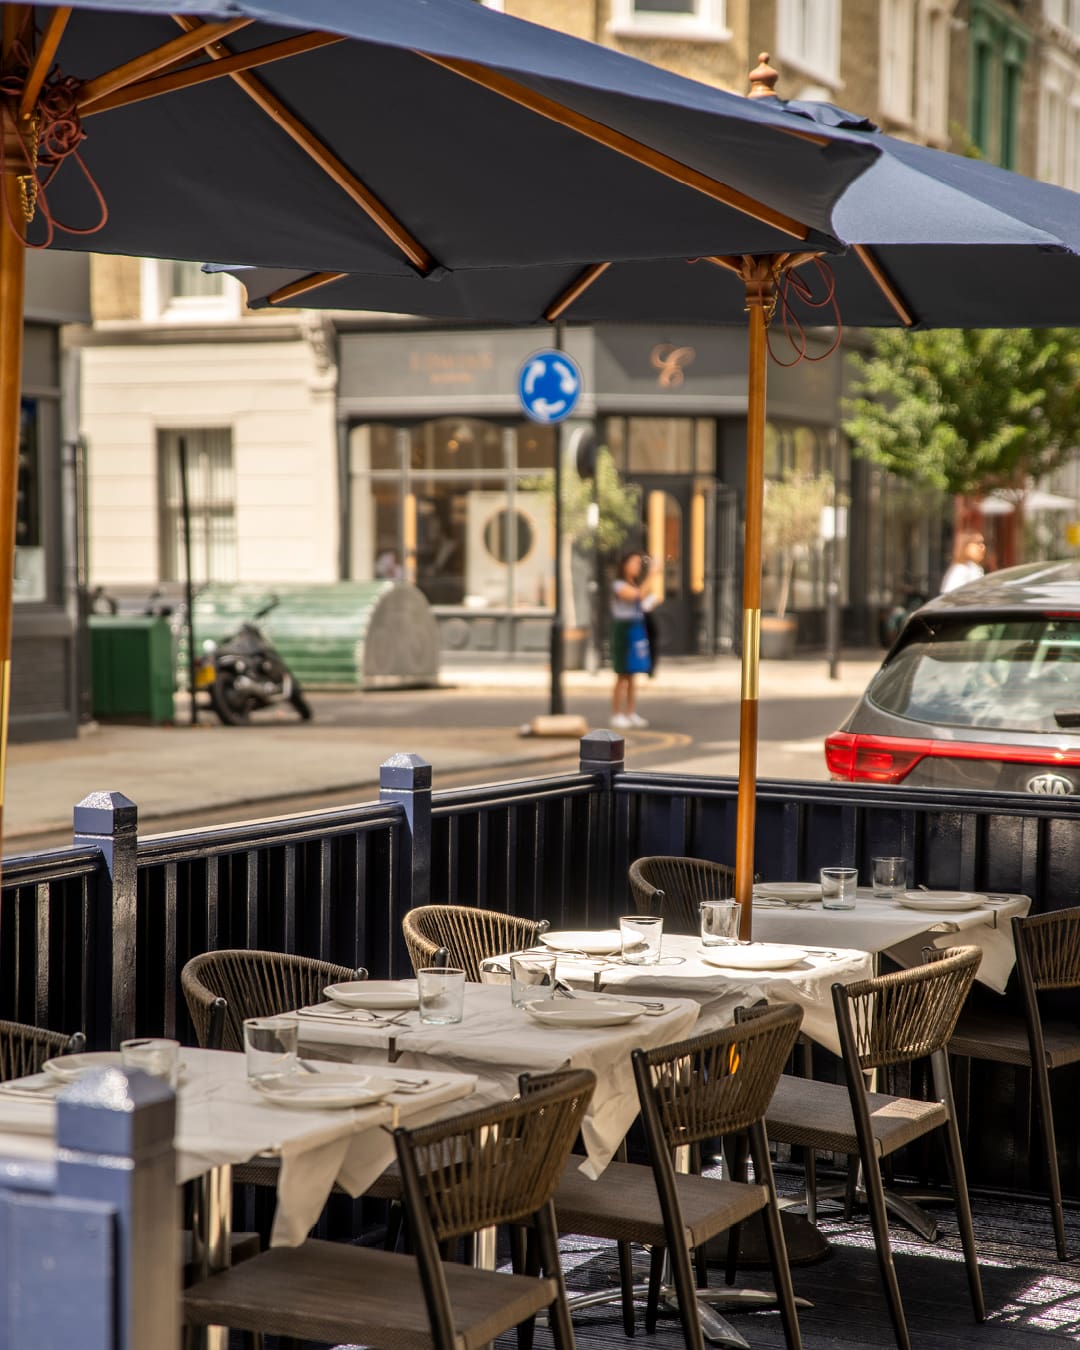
(5, 650), (881, 847)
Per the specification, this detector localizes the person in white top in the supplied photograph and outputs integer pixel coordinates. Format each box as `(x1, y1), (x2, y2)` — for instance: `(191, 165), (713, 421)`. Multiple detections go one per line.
(940, 532), (987, 594)
(609, 551), (657, 729)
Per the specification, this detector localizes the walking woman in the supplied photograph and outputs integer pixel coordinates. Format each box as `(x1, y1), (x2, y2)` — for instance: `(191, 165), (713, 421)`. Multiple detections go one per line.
(610, 551), (655, 729)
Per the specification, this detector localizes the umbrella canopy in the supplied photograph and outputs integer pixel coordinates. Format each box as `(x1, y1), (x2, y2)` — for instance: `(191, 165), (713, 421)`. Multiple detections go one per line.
(0, 8), (889, 876)
(8, 2), (882, 271)
(220, 88), (1080, 933)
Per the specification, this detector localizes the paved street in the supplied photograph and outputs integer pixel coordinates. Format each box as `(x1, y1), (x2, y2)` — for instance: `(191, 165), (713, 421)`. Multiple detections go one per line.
(5, 651), (882, 852)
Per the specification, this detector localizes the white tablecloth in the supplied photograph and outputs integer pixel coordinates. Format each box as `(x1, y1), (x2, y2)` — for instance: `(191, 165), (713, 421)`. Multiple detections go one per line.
(0, 1048), (476, 1246)
(551, 935), (874, 1055)
(290, 982), (701, 1179)
(750, 889), (1031, 993)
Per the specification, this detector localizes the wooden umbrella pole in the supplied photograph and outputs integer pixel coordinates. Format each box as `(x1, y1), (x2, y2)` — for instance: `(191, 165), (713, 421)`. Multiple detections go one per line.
(734, 257), (779, 940)
(0, 100), (30, 867)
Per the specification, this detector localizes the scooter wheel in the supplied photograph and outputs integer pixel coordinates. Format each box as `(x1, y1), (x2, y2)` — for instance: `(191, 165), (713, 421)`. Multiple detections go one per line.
(290, 685), (314, 721)
(210, 672), (255, 725)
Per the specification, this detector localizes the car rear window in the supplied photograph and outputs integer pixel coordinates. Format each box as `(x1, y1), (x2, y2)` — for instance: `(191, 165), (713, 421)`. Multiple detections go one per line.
(869, 615), (1080, 733)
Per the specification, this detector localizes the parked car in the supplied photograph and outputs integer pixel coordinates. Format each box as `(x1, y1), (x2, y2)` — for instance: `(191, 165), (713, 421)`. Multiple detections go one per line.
(826, 561), (1080, 794)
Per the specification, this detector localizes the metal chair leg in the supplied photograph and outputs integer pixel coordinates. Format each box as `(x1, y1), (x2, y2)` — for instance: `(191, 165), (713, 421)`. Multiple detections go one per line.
(646, 1245), (664, 1333)
(534, 1202), (576, 1350)
(666, 1229), (707, 1350)
(751, 1122), (803, 1350)
(862, 1156), (912, 1350)
(932, 1051), (985, 1322)
(1031, 1060), (1068, 1260)
(617, 1241), (638, 1335)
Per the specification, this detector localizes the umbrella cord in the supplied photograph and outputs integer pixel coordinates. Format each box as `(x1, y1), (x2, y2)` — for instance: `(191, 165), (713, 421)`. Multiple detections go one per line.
(764, 258), (842, 368)
(0, 37), (108, 248)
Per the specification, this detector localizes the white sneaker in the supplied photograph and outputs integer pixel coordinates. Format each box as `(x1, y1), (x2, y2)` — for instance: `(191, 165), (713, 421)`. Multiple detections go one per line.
(610, 713), (632, 729)
(628, 712), (649, 728)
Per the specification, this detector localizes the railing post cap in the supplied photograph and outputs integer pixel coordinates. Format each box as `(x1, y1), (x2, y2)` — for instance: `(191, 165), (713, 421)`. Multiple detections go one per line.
(73, 791), (138, 835)
(57, 1068), (175, 1160)
(380, 753), (432, 791)
(580, 730), (625, 762)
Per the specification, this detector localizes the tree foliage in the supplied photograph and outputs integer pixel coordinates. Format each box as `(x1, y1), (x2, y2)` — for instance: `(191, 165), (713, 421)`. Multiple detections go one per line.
(843, 329), (1080, 497)
(523, 446), (639, 552)
(761, 470), (835, 619)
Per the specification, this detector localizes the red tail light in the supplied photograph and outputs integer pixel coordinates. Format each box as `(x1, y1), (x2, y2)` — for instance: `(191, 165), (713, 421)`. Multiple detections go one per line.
(825, 733), (929, 783)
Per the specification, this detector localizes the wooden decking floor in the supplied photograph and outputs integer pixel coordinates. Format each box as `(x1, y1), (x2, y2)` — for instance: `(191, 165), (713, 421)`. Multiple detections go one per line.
(254, 1179), (1080, 1349)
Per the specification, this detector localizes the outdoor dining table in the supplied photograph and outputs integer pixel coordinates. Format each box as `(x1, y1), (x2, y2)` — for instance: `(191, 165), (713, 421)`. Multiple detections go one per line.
(750, 888), (1031, 992)
(290, 981), (701, 1180)
(547, 937), (874, 1055)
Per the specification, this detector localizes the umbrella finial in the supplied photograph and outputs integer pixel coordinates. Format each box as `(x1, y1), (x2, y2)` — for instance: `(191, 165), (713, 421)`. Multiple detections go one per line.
(748, 52), (780, 99)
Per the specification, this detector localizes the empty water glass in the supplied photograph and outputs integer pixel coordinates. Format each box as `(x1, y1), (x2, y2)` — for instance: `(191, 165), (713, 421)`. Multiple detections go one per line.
(821, 867), (858, 910)
(510, 952), (557, 1007)
(243, 1017), (298, 1083)
(699, 899), (742, 946)
(872, 856), (908, 898)
(418, 967), (466, 1024)
(620, 914), (663, 965)
(120, 1037), (180, 1089)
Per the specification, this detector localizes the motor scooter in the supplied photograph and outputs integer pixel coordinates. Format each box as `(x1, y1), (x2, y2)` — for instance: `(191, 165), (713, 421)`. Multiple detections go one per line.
(195, 601), (312, 725)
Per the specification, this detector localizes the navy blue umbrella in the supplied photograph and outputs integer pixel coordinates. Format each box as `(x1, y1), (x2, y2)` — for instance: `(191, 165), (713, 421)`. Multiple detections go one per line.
(0, 7), (887, 865)
(219, 81), (1080, 928)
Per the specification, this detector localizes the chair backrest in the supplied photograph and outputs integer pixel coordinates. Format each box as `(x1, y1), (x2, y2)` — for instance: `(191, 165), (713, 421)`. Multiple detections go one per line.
(0, 1020), (85, 1081)
(181, 949), (358, 1051)
(632, 1003), (803, 1146)
(1014, 907), (1080, 992)
(395, 1066), (596, 1242)
(402, 905), (547, 981)
(628, 855), (735, 934)
(833, 944), (982, 1073)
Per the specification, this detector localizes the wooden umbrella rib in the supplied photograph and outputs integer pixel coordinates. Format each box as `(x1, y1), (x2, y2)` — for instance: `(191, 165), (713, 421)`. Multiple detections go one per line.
(18, 6), (71, 119)
(704, 255), (744, 276)
(167, 16), (433, 274)
(267, 271), (345, 305)
(854, 244), (914, 325)
(81, 32), (345, 117)
(544, 262), (610, 321)
(421, 54), (812, 242)
(75, 18), (254, 109)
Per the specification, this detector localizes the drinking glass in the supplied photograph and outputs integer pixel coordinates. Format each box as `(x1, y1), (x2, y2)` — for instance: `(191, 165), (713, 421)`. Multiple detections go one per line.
(872, 856), (908, 898)
(620, 914), (663, 965)
(418, 967), (466, 1024)
(699, 899), (742, 946)
(120, 1037), (180, 1088)
(820, 867), (858, 910)
(243, 1017), (299, 1082)
(509, 952), (557, 1008)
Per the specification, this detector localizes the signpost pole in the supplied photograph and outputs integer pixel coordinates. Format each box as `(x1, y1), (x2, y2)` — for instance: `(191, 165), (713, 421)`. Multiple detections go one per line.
(550, 321), (566, 715)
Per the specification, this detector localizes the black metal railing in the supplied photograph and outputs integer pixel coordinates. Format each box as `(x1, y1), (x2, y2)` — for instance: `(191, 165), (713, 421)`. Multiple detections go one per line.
(5, 730), (1080, 1194)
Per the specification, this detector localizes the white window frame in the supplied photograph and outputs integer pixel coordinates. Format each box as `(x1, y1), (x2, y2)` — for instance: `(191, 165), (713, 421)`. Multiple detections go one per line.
(609, 0), (731, 44)
(1044, 0), (1080, 41)
(141, 258), (242, 324)
(914, 1), (951, 142)
(880, 0), (915, 125)
(775, 0), (841, 88)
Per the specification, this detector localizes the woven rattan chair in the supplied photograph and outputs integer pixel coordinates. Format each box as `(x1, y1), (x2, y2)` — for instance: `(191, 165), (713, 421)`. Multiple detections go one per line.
(0, 1020), (85, 1079)
(628, 856), (735, 935)
(947, 907), (1080, 1260)
(759, 946), (984, 1350)
(546, 1004), (804, 1350)
(181, 949), (363, 1052)
(184, 1067), (596, 1350)
(402, 905), (548, 981)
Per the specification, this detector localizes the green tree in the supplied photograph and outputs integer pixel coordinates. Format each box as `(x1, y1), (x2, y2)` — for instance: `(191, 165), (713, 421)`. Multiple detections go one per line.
(761, 470), (836, 619)
(843, 329), (1080, 497)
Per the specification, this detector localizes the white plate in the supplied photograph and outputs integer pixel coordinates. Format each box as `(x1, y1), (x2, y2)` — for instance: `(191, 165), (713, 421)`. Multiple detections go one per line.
(253, 1071), (396, 1110)
(752, 882), (822, 903)
(323, 980), (419, 1010)
(896, 891), (986, 912)
(699, 943), (809, 971)
(42, 1051), (124, 1082)
(539, 930), (623, 956)
(524, 997), (647, 1027)
(42, 1052), (190, 1085)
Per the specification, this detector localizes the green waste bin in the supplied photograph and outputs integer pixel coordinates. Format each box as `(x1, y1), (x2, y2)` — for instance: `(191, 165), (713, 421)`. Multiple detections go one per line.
(89, 615), (176, 723)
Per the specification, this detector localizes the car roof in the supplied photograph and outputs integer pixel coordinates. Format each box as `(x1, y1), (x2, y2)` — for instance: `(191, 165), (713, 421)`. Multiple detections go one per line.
(915, 560), (1080, 619)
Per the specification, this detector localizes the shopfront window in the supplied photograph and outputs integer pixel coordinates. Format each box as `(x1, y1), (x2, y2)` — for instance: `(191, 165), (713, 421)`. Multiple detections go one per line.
(762, 421), (848, 614)
(157, 428), (237, 583)
(14, 398), (45, 603)
(347, 417), (556, 610)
